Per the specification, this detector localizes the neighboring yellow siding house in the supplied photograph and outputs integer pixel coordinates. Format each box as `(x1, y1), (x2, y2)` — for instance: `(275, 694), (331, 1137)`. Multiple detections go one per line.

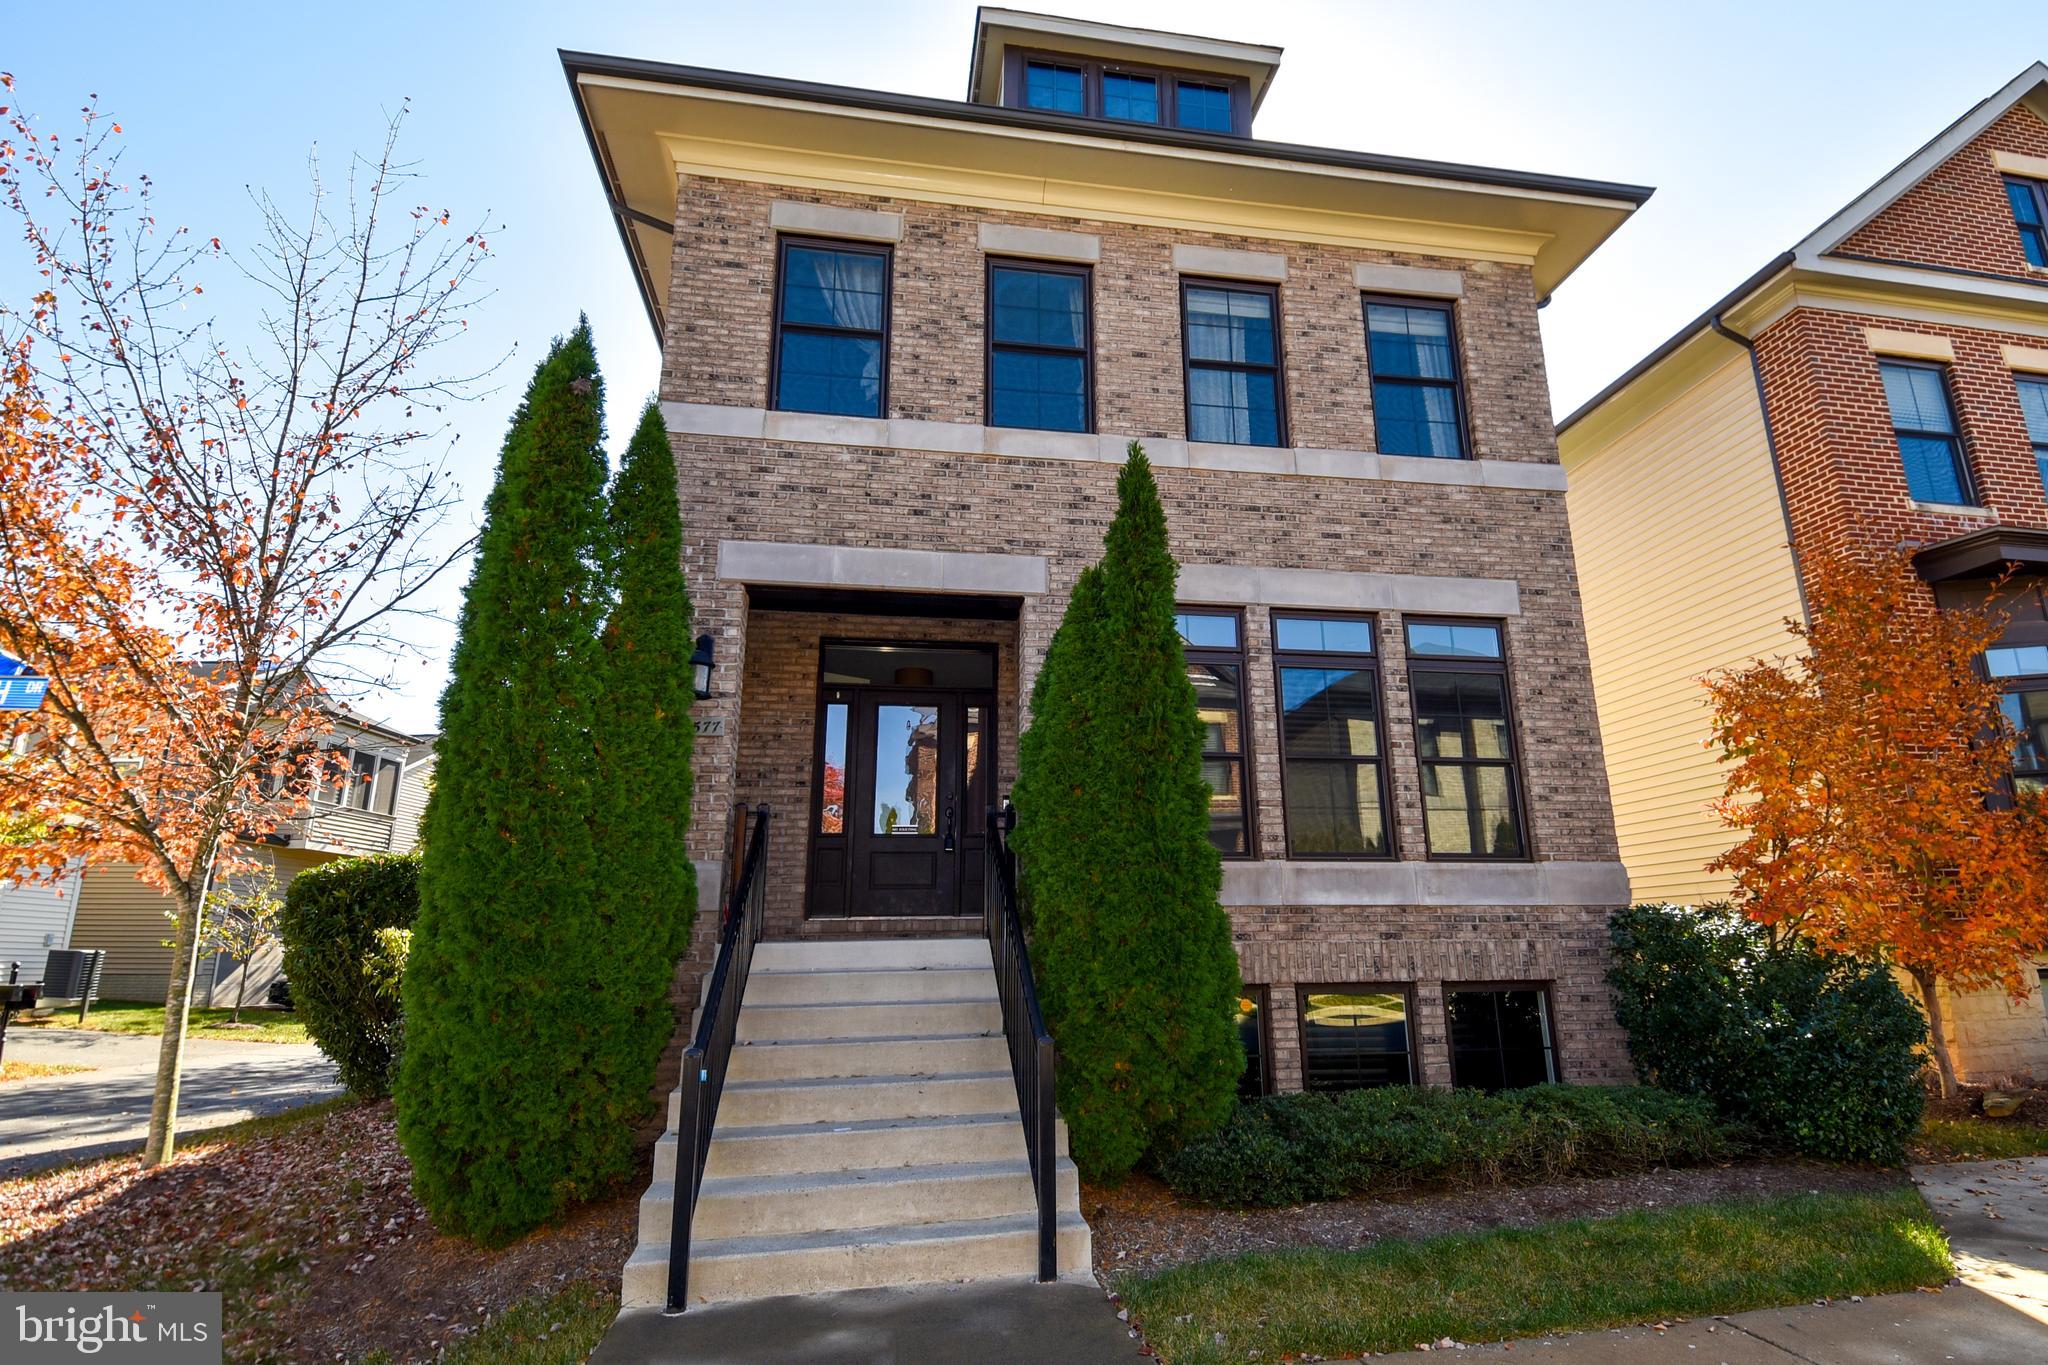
(1560, 347), (1804, 907)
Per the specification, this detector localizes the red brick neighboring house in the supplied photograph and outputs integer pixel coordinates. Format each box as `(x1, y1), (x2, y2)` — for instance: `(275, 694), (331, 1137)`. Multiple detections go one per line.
(1560, 63), (2048, 1081)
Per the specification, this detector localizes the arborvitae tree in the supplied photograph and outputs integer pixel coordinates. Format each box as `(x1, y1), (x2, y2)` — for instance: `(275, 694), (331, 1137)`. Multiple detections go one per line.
(396, 323), (620, 1243)
(595, 402), (697, 1117)
(1012, 442), (1242, 1180)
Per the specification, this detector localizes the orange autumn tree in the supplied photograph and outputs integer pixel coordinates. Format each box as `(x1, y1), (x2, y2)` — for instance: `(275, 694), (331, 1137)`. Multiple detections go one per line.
(0, 80), (488, 1164)
(1705, 550), (2048, 1095)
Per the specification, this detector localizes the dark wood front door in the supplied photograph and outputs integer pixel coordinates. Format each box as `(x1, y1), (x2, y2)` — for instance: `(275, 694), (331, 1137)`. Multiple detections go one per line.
(809, 686), (993, 918)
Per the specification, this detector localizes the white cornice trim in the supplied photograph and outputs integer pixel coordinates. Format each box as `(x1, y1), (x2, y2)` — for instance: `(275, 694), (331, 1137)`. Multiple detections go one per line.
(661, 401), (1566, 491)
(1220, 859), (1629, 908)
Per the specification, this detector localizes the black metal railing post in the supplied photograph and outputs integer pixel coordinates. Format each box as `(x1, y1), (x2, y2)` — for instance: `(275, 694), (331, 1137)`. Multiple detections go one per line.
(983, 799), (1059, 1283)
(665, 803), (771, 1315)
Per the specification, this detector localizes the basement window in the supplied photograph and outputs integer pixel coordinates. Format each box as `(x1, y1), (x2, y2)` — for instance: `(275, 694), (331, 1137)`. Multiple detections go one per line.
(1446, 986), (1558, 1091)
(1298, 986), (1414, 1090)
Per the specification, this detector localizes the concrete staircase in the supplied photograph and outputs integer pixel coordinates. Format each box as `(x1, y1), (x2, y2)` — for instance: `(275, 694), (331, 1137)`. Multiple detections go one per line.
(622, 937), (1092, 1308)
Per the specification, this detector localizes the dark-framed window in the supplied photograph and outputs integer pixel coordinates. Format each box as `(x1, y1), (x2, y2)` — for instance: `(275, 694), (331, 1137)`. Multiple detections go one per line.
(1446, 985), (1558, 1092)
(321, 745), (400, 815)
(1406, 620), (1526, 859)
(986, 259), (1092, 432)
(1274, 614), (1392, 858)
(1003, 50), (1248, 134)
(771, 236), (891, 418)
(1236, 987), (1270, 1099)
(1102, 70), (1160, 124)
(2006, 177), (2048, 269)
(1298, 985), (1414, 1091)
(1988, 641), (2048, 796)
(1181, 279), (1285, 447)
(1174, 80), (1233, 132)
(1176, 609), (1252, 857)
(1023, 60), (1085, 114)
(1878, 359), (1971, 506)
(1365, 296), (1468, 459)
(2018, 375), (2048, 494)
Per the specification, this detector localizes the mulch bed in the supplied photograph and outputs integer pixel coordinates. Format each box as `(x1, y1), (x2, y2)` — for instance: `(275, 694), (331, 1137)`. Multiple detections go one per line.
(0, 1098), (639, 1362)
(1085, 1162), (1911, 1280)
(1924, 1081), (2048, 1124)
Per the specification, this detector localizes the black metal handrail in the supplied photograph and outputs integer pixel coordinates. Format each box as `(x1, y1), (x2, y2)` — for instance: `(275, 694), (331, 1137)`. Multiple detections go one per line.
(984, 800), (1058, 1282)
(666, 803), (772, 1314)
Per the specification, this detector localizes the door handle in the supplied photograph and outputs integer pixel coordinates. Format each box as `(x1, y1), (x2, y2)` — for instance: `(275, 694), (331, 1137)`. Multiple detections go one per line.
(943, 804), (957, 852)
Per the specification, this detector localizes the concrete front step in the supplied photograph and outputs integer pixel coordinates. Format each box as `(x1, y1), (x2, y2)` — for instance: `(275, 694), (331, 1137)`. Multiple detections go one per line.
(751, 938), (991, 972)
(621, 1209), (1095, 1308)
(745, 966), (998, 1005)
(735, 999), (1002, 1042)
(724, 1032), (1009, 1082)
(693, 1071), (1020, 1128)
(656, 1111), (1072, 1181)
(641, 1156), (1083, 1240)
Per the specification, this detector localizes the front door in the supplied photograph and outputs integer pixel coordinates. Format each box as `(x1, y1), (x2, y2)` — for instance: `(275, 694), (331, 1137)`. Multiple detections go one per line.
(809, 665), (994, 918)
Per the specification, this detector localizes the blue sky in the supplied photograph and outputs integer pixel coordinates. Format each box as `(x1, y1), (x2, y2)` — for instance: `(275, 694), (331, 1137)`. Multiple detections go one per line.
(10, 1), (2048, 732)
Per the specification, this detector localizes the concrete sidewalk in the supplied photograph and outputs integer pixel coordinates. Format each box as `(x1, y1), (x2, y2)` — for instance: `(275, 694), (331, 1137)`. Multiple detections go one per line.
(0, 1026), (339, 1176)
(594, 1277), (1142, 1364)
(1379, 1156), (2048, 1363)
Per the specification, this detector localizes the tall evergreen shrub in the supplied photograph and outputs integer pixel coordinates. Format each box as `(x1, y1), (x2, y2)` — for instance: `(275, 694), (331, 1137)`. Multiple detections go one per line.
(396, 324), (623, 1242)
(594, 402), (697, 1110)
(1012, 442), (1243, 1180)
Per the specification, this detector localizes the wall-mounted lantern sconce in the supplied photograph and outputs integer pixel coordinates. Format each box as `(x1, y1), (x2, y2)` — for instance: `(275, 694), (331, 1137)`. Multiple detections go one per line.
(691, 634), (717, 700)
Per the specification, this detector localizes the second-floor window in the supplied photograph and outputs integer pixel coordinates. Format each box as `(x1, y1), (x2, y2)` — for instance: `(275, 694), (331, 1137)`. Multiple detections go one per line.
(1177, 609), (1252, 856)
(319, 746), (400, 816)
(1366, 297), (1468, 459)
(2006, 176), (2048, 269)
(772, 237), (890, 418)
(987, 260), (1092, 432)
(2019, 375), (2048, 493)
(1275, 614), (1390, 858)
(1406, 620), (1526, 859)
(1879, 360), (1970, 505)
(1182, 280), (1284, 447)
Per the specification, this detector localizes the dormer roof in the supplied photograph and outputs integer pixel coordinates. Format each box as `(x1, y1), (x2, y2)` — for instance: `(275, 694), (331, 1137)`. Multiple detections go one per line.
(965, 8), (1284, 119)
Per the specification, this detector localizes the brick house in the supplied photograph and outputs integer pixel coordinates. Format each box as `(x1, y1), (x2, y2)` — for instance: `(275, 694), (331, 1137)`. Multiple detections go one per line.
(1559, 63), (2048, 1083)
(567, 10), (1647, 1304)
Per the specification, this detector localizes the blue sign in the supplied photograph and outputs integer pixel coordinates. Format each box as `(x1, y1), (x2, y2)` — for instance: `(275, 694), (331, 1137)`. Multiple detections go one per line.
(0, 653), (48, 713)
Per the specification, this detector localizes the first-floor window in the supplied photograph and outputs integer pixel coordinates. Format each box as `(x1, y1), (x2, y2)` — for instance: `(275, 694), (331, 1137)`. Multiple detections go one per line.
(1177, 609), (1251, 856)
(1406, 621), (1526, 858)
(1446, 986), (1557, 1091)
(1275, 614), (1390, 857)
(1298, 986), (1413, 1091)
(1236, 988), (1269, 1099)
(1988, 639), (2048, 795)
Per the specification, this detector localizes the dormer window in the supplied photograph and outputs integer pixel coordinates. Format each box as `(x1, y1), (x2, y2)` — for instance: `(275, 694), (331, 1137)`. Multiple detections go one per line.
(1003, 51), (1249, 135)
(1024, 60), (1084, 115)
(1175, 81), (1233, 133)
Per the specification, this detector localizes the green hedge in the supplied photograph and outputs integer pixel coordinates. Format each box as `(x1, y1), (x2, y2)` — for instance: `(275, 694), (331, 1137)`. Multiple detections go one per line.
(1607, 904), (1926, 1164)
(278, 853), (419, 1096)
(1155, 1084), (1733, 1208)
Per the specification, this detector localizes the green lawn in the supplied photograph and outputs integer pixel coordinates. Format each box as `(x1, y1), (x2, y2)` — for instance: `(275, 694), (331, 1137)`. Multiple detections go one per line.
(23, 1000), (309, 1043)
(1915, 1116), (2048, 1162)
(1119, 1190), (1952, 1364)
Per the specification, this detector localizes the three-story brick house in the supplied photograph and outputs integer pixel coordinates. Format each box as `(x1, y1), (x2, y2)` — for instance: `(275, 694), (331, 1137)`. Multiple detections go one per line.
(569, 9), (1649, 1303)
(1560, 63), (2048, 1083)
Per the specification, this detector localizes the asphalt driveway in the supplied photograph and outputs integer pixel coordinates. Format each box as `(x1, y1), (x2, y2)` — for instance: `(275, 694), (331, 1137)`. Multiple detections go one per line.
(0, 1026), (340, 1176)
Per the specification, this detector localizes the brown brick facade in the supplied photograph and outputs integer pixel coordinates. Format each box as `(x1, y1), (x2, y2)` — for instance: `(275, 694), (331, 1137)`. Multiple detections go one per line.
(660, 175), (1633, 1093)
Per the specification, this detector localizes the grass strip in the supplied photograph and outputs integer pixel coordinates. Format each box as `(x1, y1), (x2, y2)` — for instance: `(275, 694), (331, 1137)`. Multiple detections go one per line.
(1119, 1189), (1951, 1363)
(1914, 1116), (2048, 1162)
(24, 1001), (309, 1043)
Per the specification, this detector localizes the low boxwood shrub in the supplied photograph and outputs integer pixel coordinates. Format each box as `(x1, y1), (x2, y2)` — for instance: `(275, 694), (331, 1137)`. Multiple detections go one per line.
(1155, 1084), (1732, 1207)
(279, 852), (420, 1097)
(1607, 903), (1926, 1164)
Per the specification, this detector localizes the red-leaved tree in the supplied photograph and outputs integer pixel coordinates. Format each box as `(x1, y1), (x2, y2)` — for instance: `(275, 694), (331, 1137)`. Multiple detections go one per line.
(0, 77), (489, 1163)
(1705, 551), (2048, 1095)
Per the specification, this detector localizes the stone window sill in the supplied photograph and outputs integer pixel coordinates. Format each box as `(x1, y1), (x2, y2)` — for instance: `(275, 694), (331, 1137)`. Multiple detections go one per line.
(1911, 500), (1995, 518)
